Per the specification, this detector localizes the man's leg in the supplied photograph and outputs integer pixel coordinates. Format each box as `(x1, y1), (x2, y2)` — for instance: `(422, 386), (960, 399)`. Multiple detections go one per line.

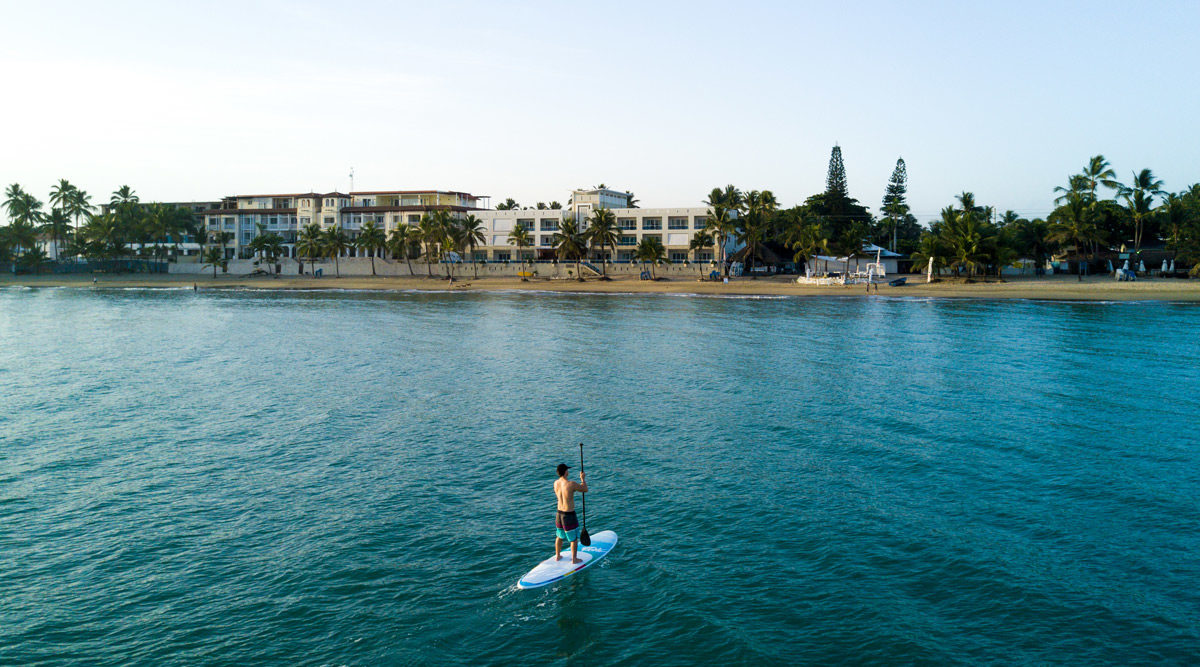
(571, 540), (580, 563)
(555, 536), (563, 560)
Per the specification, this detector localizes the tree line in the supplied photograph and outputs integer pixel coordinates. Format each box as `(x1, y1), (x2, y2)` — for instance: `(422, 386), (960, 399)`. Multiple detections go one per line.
(1, 181), (205, 267)
(689, 149), (1200, 280)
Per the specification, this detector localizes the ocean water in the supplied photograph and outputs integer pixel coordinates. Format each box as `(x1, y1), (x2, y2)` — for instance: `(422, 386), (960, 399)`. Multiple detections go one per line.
(2, 287), (1199, 665)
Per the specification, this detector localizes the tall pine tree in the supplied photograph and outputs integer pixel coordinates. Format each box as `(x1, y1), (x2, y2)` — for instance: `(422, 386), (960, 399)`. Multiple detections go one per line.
(802, 144), (871, 238)
(825, 145), (848, 198)
(882, 158), (909, 251)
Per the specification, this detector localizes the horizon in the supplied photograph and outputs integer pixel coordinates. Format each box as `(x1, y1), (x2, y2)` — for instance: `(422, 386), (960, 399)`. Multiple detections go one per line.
(2, 1), (1198, 223)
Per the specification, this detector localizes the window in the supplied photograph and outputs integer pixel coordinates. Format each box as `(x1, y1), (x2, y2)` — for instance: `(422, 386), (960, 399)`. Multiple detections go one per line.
(537, 219), (554, 231)
(540, 236), (554, 247)
(641, 218), (661, 230)
(697, 251), (713, 262)
(618, 251), (633, 261)
(694, 216), (708, 229)
(300, 216), (311, 226)
(268, 215), (279, 227)
(408, 214), (421, 224)
(668, 217), (687, 230)
(324, 216), (334, 226)
(670, 251), (688, 262)
(495, 251), (511, 261)
(618, 236), (636, 246)
(618, 217), (636, 230)
(516, 220), (533, 231)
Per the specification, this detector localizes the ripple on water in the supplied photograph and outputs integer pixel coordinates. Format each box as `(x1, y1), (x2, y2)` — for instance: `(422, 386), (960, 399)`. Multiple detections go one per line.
(0, 290), (1198, 664)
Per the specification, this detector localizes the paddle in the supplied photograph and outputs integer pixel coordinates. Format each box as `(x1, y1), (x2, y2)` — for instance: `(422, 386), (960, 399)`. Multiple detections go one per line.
(578, 442), (591, 546)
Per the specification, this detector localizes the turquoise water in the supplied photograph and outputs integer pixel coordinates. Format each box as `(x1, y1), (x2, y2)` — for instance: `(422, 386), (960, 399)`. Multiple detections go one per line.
(2, 287), (1199, 664)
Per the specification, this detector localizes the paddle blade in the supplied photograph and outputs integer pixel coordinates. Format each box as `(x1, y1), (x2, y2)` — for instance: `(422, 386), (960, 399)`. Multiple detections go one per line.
(579, 528), (591, 546)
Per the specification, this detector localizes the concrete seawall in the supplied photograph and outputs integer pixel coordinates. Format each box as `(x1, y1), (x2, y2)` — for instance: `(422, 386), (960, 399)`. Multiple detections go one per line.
(169, 257), (725, 279)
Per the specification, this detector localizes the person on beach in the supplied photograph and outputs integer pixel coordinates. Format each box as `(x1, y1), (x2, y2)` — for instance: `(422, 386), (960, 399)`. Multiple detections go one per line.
(554, 462), (588, 563)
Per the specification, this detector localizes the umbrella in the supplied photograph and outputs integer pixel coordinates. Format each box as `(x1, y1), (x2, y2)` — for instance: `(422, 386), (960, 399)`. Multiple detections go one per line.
(1139, 260), (1146, 273)
(1122, 259), (1130, 271)
(1169, 260), (1175, 273)
(1162, 260), (1169, 273)
(926, 256), (933, 283)
(1106, 259), (1113, 273)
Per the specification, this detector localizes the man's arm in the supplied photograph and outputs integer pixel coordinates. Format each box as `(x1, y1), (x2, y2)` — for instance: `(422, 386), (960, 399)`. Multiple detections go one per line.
(574, 472), (588, 493)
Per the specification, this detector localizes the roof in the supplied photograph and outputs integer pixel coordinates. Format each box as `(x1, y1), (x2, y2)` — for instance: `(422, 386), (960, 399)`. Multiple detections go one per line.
(341, 205), (478, 213)
(350, 190), (479, 198)
(203, 208), (298, 216)
(862, 243), (902, 257)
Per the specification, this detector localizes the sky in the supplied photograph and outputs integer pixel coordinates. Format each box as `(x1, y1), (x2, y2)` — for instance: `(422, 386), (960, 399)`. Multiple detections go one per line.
(2, 0), (1198, 223)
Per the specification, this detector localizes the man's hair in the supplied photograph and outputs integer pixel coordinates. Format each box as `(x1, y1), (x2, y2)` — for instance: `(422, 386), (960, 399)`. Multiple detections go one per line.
(556, 463), (569, 477)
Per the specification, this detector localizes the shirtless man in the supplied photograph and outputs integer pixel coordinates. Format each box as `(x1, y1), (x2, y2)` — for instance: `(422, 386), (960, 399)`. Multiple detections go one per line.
(554, 463), (588, 563)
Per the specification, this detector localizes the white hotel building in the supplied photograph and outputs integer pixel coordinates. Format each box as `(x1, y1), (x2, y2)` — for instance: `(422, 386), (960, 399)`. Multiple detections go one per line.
(201, 187), (717, 263)
(475, 188), (717, 263)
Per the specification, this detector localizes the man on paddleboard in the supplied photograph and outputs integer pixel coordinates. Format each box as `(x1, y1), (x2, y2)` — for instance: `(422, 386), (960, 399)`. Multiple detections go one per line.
(554, 463), (588, 563)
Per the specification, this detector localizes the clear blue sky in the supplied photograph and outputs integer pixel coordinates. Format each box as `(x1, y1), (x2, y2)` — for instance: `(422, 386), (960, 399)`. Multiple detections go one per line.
(2, 1), (1197, 222)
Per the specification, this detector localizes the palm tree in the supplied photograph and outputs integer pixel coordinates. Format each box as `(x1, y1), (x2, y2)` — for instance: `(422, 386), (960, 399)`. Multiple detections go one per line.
(460, 214), (486, 278)
(110, 185), (138, 206)
(784, 219), (828, 276)
(321, 223), (350, 277)
(416, 213), (440, 277)
(1080, 155), (1121, 198)
(79, 212), (120, 258)
(1013, 218), (1053, 274)
(1118, 168), (1165, 257)
(387, 225), (418, 276)
(143, 203), (178, 262)
(296, 223), (323, 275)
(3, 183), (27, 220)
(1048, 188), (1104, 281)
(634, 236), (667, 279)
(737, 190), (776, 277)
(66, 188), (93, 235)
(247, 223), (269, 263)
(48, 179), (77, 259)
(262, 233), (285, 273)
(41, 209), (72, 261)
(552, 215), (588, 281)
(624, 191), (639, 208)
(201, 246), (224, 278)
(215, 231), (234, 261)
(829, 222), (866, 282)
(688, 231), (713, 274)
(909, 232), (945, 278)
(703, 185), (742, 277)
(507, 224), (533, 279)
(356, 220), (386, 276)
(496, 198), (519, 210)
(6, 192), (44, 257)
(428, 210), (458, 279)
(586, 207), (619, 276)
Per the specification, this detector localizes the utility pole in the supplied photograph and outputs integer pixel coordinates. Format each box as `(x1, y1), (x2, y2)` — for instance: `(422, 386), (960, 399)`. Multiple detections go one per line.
(349, 167), (355, 193)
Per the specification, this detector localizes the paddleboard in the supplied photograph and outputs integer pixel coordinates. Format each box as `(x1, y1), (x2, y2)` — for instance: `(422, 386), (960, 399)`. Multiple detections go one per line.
(517, 530), (618, 589)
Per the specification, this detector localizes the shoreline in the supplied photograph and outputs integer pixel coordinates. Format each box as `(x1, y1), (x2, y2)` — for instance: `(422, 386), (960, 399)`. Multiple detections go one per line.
(3, 273), (1200, 302)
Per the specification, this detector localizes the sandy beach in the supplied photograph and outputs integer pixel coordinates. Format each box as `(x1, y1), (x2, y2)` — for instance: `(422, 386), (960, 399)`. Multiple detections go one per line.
(3, 272), (1200, 301)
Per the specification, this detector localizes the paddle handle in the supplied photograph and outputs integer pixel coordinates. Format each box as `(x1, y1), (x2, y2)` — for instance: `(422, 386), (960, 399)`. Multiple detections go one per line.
(579, 443), (586, 526)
